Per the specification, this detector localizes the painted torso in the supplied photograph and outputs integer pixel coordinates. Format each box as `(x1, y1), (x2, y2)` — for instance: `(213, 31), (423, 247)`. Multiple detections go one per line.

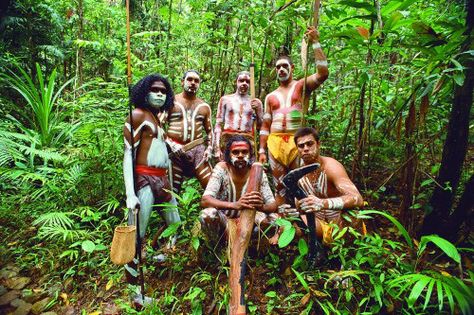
(126, 109), (169, 168)
(265, 80), (303, 133)
(167, 95), (211, 144)
(218, 94), (255, 133)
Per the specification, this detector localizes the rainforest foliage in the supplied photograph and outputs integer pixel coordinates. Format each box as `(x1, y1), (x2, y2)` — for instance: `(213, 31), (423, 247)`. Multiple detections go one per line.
(0, 0), (472, 314)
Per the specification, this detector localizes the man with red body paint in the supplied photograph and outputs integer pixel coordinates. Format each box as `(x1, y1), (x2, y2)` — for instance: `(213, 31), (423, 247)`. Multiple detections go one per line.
(259, 26), (329, 205)
(214, 71), (263, 160)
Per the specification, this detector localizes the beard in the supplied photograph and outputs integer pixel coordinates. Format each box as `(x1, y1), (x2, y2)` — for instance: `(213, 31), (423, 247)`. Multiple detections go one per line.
(231, 156), (250, 169)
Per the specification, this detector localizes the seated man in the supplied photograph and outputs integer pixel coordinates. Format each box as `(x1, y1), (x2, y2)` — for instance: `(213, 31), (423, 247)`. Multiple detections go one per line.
(280, 127), (364, 244)
(200, 135), (278, 244)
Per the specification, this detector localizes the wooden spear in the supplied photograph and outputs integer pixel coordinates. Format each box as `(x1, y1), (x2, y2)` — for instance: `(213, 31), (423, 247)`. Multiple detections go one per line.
(250, 26), (258, 157)
(301, 0), (321, 126)
(126, 0), (146, 301)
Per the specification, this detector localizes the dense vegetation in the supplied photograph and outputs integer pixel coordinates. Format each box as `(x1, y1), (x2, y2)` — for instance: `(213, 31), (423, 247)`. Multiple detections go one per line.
(0, 0), (472, 314)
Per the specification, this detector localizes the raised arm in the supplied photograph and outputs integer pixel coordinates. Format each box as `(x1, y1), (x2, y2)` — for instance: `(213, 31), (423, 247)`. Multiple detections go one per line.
(258, 94), (272, 163)
(251, 98), (263, 131)
(302, 26), (329, 93)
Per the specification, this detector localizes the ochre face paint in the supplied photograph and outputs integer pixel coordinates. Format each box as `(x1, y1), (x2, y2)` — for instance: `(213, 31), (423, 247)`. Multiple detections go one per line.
(230, 141), (250, 152)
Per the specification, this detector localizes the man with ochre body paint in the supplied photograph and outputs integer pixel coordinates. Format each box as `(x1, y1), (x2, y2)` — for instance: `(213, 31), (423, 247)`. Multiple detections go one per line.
(259, 26), (329, 205)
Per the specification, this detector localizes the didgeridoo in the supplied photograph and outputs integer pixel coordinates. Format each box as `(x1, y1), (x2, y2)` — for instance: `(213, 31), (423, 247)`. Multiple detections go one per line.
(228, 162), (263, 315)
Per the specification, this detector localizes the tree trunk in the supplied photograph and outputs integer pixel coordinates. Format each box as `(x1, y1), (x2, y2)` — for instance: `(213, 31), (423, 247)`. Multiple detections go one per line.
(420, 0), (473, 237)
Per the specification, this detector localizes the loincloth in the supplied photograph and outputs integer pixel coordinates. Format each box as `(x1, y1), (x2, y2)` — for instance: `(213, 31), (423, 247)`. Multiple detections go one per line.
(135, 165), (172, 202)
(267, 133), (299, 167)
(170, 143), (208, 176)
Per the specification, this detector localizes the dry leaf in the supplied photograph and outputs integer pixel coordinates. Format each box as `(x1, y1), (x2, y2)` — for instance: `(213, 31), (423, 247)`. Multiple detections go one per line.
(357, 26), (369, 39)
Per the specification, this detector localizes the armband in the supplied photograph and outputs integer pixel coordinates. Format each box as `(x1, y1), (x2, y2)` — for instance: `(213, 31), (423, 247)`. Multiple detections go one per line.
(258, 148), (266, 154)
(260, 130), (269, 136)
(312, 42), (321, 50)
(316, 60), (328, 67)
(327, 197), (344, 210)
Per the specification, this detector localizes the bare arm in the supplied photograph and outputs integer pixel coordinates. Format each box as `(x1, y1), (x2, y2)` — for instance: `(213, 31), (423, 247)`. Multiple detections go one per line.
(258, 94), (272, 163)
(123, 110), (144, 209)
(299, 158), (363, 212)
(302, 26), (329, 93)
(214, 97), (225, 158)
(203, 104), (214, 160)
(251, 98), (263, 131)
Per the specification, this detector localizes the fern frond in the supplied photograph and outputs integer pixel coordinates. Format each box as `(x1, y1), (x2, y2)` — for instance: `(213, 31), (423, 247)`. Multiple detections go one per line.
(32, 211), (77, 229)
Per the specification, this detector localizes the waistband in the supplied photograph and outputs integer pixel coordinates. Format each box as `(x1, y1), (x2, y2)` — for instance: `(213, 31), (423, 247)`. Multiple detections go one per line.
(136, 165), (167, 176)
(223, 129), (254, 136)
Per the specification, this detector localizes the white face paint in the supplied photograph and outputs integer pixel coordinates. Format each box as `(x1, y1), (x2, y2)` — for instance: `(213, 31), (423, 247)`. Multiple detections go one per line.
(276, 59), (291, 82)
(231, 156), (250, 169)
(147, 91), (166, 108)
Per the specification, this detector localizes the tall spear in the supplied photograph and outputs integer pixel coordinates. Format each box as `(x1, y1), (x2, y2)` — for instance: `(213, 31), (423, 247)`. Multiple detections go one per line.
(250, 26), (258, 157)
(125, 0), (146, 302)
(301, 0), (321, 126)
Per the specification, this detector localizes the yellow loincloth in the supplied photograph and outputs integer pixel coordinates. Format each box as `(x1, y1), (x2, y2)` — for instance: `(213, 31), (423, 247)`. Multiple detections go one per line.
(267, 133), (299, 167)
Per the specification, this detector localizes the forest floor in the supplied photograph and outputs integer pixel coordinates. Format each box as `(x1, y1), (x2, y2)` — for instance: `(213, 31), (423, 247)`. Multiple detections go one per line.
(0, 197), (408, 315)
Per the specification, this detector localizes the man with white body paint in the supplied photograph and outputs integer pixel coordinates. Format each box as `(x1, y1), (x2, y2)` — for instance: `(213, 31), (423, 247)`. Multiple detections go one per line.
(214, 71), (263, 160)
(259, 26), (328, 205)
(166, 70), (214, 193)
(123, 74), (181, 290)
(279, 127), (364, 243)
(200, 135), (278, 242)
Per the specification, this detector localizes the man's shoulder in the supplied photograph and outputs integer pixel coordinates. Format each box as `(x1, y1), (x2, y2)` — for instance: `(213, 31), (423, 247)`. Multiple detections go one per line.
(321, 156), (348, 176)
(129, 108), (147, 124)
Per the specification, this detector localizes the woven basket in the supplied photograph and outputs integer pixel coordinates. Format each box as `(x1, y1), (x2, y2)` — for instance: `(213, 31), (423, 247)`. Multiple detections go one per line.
(110, 225), (136, 265)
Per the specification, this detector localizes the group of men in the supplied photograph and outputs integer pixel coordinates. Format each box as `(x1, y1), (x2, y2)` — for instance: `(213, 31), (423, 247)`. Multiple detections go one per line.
(122, 27), (364, 305)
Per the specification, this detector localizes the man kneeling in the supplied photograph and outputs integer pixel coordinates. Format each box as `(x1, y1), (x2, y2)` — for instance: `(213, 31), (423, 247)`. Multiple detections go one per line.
(200, 135), (278, 243)
(280, 127), (364, 245)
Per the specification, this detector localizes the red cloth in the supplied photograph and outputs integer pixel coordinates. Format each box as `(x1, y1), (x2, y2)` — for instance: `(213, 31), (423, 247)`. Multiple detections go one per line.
(135, 165), (167, 176)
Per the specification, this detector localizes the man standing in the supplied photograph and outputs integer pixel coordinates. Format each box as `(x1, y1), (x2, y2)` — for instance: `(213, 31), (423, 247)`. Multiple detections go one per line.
(123, 74), (181, 289)
(280, 127), (364, 243)
(259, 26), (329, 204)
(214, 71), (263, 160)
(166, 70), (214, 193)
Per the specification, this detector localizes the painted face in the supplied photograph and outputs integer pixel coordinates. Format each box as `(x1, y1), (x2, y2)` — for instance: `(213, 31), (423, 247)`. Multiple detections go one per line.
(183, 72), (200, 94)
(236, 74), (250, 95)
(147, 81), (167, 109)
(296, 134), (319, 164)
(229, 141), (251, 169)
(275, 59), (291, 82)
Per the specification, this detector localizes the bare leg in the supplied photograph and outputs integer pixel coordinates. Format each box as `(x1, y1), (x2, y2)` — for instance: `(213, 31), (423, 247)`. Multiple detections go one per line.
(170, 163), (184, 194)
(195, 161), (213, 189)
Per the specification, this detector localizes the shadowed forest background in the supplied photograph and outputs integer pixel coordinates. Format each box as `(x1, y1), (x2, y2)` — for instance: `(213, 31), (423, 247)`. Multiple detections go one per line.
(0, 0), (472, 314)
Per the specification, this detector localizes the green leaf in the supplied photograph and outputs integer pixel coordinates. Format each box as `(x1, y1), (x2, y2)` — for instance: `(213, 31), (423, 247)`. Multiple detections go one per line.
(298, 239), (308, 255)
(160, 222), (181, 238)
(407, 276), (431, 307)
(278, 226), (295, 248)
(358, 210), (413, 248)
(265, 291), (277, 298)
(418, 235), (461, 264)
(292, 268), (309, 292)
(453, 72), (465, 86)
(81, 240), (95, 253)
(191, 237), (200, 251)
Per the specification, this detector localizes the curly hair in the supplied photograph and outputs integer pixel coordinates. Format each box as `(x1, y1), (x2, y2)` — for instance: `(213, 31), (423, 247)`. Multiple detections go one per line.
(130, 74), (174, 112)
(224, 134), (254, 165)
